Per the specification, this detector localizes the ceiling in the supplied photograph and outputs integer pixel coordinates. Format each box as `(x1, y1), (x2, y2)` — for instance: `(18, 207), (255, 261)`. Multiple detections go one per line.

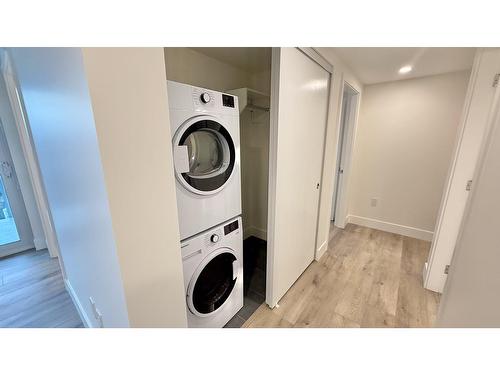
(190, 47), (271, 73)
(331, 48), (476, 85)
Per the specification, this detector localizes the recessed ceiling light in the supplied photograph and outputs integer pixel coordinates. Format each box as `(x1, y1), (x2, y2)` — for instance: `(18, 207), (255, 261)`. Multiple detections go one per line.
(399, 65), (413, 74)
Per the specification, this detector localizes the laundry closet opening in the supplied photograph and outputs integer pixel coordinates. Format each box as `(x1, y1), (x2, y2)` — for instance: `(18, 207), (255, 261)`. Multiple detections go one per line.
(164, 48), (271, 328)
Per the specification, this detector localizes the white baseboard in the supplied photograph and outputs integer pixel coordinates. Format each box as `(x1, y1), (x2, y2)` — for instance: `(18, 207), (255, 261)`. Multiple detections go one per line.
(33, 236), (47, 251)
(0, 244), (35, 258)
(64, 278), (92, 328)
(243, 226), (267, 241)
(347, 215), (434, 241)
(315, 240), (328, 261)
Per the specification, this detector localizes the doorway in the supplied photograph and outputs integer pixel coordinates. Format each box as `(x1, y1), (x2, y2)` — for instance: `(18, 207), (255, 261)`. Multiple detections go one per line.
(331, 82), (359, 227)
(0, 119), (34, 257)
(164, 47), (272, 327)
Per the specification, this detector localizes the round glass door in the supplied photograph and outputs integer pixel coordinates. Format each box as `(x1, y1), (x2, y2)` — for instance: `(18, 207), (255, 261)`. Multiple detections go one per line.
(178, 119), (235, 193)
(190, 252), (238, 315)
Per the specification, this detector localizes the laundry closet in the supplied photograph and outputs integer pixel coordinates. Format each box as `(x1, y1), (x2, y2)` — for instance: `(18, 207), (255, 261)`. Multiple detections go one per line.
(164, 48), (271, 328)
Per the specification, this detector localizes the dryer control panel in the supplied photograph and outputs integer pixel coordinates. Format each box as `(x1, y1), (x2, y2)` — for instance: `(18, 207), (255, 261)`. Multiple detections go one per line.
(192, 88), (216, 110)
(167, 80), (239, 115)
(222, 94), (235, 108)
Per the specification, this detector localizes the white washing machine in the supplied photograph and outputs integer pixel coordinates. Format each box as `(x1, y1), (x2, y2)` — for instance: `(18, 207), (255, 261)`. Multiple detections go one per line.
(181, 216), (244, 328)
(167, 81), (242, 240)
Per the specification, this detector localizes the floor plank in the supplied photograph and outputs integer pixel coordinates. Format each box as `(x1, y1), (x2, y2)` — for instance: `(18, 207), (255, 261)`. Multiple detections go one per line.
(244, 223), (441, 328)
(0, 249), (83, 328)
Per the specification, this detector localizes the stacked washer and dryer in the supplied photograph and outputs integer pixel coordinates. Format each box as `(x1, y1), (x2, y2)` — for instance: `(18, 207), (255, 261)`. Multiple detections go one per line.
(167, 81), (244, 328)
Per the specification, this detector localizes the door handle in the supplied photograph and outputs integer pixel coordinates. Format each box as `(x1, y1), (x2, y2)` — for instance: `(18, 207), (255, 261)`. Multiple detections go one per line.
(173, 145), (190, 173)
(1, 161), (12, 178)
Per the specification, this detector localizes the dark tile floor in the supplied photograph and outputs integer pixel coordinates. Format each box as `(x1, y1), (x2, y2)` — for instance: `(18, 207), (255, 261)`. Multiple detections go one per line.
(224, 236), (266, 328)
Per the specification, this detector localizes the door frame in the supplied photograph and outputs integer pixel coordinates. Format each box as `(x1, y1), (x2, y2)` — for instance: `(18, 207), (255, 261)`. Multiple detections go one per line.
(265, 47), (333, 308)
(424, 48), (500, 293)
(1, 51), (61, 262)
(436, 64), (500, 326)
(0, 118), (34, 256)
(330, 80), (360, 228)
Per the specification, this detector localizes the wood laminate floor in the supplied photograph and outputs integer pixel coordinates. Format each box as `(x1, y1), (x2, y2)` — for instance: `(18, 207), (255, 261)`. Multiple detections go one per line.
(243, 223), (440, 328)
(0, 249), (83, 328)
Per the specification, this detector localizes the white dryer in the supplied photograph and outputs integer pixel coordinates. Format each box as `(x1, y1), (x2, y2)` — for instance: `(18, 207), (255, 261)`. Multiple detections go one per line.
(167, 81), (242, 240)
(181, 217), (243, 328)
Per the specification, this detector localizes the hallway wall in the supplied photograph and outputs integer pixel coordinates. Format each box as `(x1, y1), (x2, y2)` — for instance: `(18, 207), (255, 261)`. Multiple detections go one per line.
(83, 47), (187, 327)
(9, 48), (130, 327)
(348, 70), (470, 239)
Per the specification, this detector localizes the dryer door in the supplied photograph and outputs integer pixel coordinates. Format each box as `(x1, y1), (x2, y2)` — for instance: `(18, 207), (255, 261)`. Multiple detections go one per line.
(173, 116), (235, 195)
(187, 248), (241, 317)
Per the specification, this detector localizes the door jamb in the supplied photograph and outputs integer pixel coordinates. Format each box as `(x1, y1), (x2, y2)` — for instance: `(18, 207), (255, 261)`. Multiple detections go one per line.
(265, 47), (280, 308)
(424, 48), (498, 292)
(0, 118), (34, 256)
(331, 81), (360, 229)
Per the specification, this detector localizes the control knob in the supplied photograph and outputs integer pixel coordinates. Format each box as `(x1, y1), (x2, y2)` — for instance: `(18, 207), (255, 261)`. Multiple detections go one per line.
(200, 92), (211, 104)
(210, 234), (219, 243)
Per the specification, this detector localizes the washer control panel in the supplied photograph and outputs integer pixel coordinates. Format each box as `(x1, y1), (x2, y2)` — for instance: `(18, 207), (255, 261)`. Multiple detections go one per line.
(224, 219), (239, 235)
(204, 228), (223, 247)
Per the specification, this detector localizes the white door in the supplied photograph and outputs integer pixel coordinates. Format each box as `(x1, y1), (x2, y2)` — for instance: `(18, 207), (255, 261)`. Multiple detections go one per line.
(0, 120), (34, 257)
(267, 48), (330, 307)
(425, 48), (500, 293)
(437, 86), (500, 327)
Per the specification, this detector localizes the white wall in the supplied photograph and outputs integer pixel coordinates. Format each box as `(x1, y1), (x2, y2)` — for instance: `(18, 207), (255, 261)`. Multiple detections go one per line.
(249, 69), (271, 94)
(437, 91), (500, 327)
(240, 69), (271, 240)
(240, 105), (270, 240)
(348, 71), (470, 240)
(0, 73), (45, 250)
(313, 48), (363, 259)
(82, 48), (187, 327)
(9, 48), (130, 327)
(164, 48), (249, 91)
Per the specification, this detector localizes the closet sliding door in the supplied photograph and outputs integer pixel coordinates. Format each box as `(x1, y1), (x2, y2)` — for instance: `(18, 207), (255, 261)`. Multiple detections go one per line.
(267, 48), (331, 308)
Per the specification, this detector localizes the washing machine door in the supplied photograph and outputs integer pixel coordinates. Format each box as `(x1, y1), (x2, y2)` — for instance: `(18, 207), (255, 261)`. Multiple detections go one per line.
(173, 116), (235, 195)
(187, 247), (241, 317)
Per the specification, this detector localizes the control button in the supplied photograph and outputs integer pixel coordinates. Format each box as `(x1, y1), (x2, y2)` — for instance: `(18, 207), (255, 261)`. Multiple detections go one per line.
(210, 234), (219, 243)
(200, 92), (211, 103)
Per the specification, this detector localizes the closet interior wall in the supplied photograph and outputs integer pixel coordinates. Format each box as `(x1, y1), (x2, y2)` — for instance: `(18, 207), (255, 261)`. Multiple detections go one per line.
(239, 94), (269, 240)
(163, 48), (271, 240)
